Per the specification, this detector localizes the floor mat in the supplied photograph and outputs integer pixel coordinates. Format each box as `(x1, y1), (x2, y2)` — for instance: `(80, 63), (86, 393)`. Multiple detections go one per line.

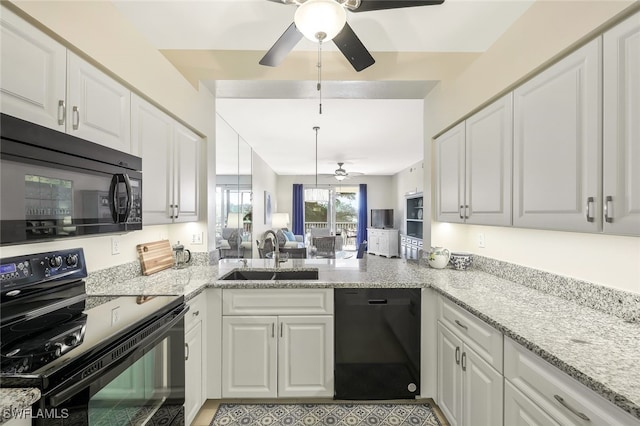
(210, 402), (443, 426)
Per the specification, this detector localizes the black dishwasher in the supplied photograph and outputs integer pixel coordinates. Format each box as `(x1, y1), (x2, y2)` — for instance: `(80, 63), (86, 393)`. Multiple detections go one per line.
(334, 288), (421, 399)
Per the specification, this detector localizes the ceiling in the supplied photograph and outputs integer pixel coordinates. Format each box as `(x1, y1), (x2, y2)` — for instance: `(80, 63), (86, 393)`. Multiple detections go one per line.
(112, 0), (534, 177)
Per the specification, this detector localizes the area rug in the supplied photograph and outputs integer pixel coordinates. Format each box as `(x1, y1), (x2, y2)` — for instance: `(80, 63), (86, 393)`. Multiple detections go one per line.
(210, 402), (443, 426)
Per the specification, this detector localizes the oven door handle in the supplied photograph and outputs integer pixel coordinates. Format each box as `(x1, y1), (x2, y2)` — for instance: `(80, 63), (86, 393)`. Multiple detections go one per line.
(109, 173), (132, 223)
(47, 304), (187, 407)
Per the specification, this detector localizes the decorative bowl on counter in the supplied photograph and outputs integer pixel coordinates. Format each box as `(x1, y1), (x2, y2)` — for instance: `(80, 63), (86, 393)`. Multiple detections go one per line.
(450, 252), (473, 270)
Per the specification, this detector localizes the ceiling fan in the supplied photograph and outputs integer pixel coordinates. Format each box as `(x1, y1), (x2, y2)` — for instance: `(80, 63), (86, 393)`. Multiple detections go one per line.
(260, 0), (445, 72)
(330, 162), (363, 181)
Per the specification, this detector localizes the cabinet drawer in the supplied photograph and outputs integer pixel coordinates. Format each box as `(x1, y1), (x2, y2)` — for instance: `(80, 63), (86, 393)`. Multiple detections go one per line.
(504, 337), (640, 426)
(223, 289), (333, 315)
(438, 296), (503, 372)
(186, 291), (206, 329)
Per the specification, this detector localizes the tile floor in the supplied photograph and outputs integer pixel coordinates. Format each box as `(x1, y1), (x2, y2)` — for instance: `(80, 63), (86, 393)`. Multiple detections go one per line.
(191, 399), (450, 426)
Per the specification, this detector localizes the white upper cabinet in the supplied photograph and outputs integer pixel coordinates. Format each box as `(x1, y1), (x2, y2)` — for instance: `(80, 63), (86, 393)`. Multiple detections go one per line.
(66, 52), (131, 153)
(603, 12), (640, 236)
(435, 122), (466, 223)
(465, 94), (513, 226)
(0, 6), (66, 130)
(132, 94), (201, 224)
(513, 38), (602, 232)
(173, 123), (201, 223)
(436, 94), (513, 226)
(0, 6), (132, 154)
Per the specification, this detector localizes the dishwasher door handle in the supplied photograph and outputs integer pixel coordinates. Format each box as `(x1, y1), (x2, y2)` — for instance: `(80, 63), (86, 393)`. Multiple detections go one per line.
(368, 299), (388, 304)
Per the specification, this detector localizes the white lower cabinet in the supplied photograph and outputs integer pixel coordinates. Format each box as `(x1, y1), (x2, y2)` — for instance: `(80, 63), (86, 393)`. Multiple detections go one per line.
(367, 228), (399, 257)
(504, 337), (640, 426)
(222, 315), (333, 398)
(505, 380), (561, 426)
(184, 293), (206, 426)
(437, 322), (502, 426)
(221, 289), (334, 399)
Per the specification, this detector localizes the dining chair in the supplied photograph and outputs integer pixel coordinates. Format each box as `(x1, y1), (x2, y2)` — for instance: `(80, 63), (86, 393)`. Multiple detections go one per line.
(314, 236), (336, 259)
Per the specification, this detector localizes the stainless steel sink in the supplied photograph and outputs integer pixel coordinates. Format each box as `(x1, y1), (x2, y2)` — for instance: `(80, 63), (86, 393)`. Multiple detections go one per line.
(220, 269), (319, 281)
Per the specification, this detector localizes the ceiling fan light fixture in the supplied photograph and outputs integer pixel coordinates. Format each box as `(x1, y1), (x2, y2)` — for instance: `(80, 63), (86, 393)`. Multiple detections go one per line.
(294, 0), (347, 42)
(334, 174), (346, 181)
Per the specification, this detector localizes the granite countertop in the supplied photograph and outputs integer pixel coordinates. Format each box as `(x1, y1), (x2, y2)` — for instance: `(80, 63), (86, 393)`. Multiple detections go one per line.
(0, 388), (40, 424)
(2, 255), (639, 421)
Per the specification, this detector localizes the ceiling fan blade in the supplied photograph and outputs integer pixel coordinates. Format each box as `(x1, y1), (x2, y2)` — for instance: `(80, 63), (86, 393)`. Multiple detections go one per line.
(259, 22), (303, 67)
(333, 22), (375, 72)
(351, 0), (444, 12)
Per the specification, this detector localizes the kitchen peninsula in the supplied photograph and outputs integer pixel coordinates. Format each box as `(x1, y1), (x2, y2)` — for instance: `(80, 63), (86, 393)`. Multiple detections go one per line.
(2, 256), (639, 425)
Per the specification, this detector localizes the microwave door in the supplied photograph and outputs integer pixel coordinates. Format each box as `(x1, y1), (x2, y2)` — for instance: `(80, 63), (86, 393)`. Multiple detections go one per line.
(0, 159), (132, 244)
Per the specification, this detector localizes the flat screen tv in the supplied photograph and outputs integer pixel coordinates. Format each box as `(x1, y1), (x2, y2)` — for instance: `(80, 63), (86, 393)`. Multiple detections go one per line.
(371, 209), (394, 229)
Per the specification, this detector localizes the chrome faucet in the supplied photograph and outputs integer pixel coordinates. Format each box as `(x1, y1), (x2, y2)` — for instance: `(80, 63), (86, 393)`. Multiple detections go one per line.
(263, 230), (283, 268)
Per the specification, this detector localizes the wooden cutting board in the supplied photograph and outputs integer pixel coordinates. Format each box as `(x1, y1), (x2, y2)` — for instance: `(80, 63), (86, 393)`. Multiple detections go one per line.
(136, 240), (174, 275)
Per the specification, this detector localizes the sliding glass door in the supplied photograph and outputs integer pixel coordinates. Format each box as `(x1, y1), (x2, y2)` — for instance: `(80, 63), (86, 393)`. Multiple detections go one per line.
(303, 186), (358, 249)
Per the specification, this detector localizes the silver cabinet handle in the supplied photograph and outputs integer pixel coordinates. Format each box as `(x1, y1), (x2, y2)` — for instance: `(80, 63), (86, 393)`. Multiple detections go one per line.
(455, 346), (460, 365)
(192, 310), (200, 317)
(57, 100), (66, 125)
(72, 106), (80, 130)
(185, 342), (189, 361)
(554, 395), (590, 421)
(465, 205), (470, 219)
(280, 322), (283, 338)
(455, 319), (468, 330)
(461, 352), (467, 371)
(169, 204), (176, 219)
(585, 196), (595, 223)
(272, 323), (275, 338)
(459, 205), (464, 219)
(604, 196), (613, 223)
(175, 204), (179, 219)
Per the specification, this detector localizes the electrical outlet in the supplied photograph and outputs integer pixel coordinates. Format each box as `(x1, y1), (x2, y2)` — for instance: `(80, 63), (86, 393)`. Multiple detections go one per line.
(192, 232), (203, 245)
(111, 306), (120, 326)
(111, 237), (120, 255)
(478, 233), (486, 248)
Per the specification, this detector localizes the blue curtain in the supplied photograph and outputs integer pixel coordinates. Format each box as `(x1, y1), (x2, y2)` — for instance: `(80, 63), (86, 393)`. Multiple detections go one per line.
(292, 184), (304, 236)
(357, 184), (367, 246)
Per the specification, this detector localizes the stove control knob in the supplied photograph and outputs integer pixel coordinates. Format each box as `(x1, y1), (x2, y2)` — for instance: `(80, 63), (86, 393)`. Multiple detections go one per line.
(53, 343), (63, 357)
(64, 335), (78, 347)
(48, 255), (62, 268)
(65, 254), (79, 267)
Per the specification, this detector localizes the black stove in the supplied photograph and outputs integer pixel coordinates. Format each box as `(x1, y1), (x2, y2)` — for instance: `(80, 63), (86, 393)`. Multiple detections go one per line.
(1, 248), (88, 375)
(0, 248), (187, 425)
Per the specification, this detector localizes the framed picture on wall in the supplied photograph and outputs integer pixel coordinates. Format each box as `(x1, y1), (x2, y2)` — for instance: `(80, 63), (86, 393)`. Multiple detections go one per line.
(264, 191), (272, 224)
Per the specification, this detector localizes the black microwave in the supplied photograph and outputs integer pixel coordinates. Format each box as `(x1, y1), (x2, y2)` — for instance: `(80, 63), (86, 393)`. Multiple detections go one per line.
(0, 114), (142, 245)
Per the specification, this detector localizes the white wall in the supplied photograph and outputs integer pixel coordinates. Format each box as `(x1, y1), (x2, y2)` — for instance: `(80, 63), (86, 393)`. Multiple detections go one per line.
(1, 1), (216, 271)
(424, 1), (640, 293)
(251, 151), (278, 257)
(276, 175), (396, 230)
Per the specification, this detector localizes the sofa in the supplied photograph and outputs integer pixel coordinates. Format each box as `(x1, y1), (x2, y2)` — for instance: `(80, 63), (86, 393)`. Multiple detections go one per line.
(276, 228), (305, 249)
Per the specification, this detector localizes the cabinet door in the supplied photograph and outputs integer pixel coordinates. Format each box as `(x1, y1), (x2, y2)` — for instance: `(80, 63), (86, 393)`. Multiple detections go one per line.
(132, 94), (174, 225)
(465, 93), (513, 226)
(462, 346), (503, 426)
(173, 124), (201, 223)
(603, 12), (640, 236)
(278, 316), (334, 397)
(435, 122), (466, 223)
(222, 316), (277, 398)
(185, 321), (203, 426)
(513, 38), (601, 232)
(505, 380), (561, 426)
(0, 6), (66, 131)
(437, 323), (463, 426)
(67, 52), (131, 153)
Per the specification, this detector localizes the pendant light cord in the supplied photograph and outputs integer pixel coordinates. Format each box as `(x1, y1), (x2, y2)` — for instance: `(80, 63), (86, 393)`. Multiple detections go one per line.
(317, 41), (322, 115)
(313, 126), (320, 187)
